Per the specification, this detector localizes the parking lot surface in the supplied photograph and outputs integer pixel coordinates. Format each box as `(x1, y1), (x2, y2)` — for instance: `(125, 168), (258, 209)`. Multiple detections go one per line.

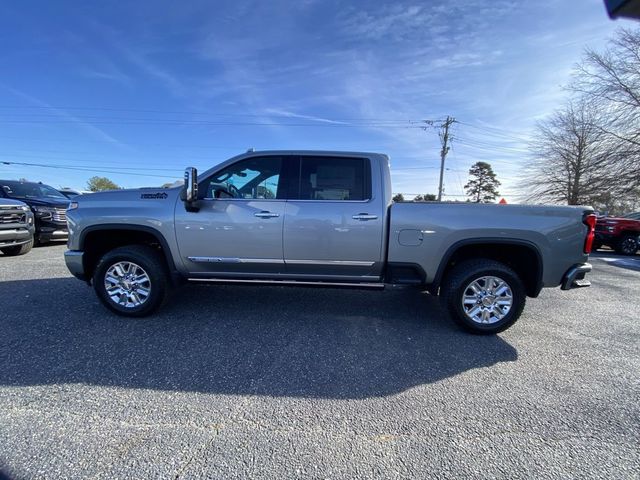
(1, 245), (638, 479)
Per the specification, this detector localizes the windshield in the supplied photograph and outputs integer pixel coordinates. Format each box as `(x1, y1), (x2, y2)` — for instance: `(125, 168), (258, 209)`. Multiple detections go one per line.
(622, 212), (640, 220)
(1, 181), (68, 200)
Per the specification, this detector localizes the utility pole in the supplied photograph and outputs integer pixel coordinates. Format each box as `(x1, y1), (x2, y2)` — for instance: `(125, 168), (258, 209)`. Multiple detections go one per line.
(437, 116), (455, 202)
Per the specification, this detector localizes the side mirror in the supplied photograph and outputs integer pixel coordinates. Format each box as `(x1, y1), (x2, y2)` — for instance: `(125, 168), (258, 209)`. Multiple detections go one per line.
(184, 167), (198, 201)
(182, 167), (199, 211)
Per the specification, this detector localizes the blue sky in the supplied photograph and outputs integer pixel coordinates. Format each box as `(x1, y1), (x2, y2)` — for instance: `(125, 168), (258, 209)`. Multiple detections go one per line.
(0, 0), (632, 200)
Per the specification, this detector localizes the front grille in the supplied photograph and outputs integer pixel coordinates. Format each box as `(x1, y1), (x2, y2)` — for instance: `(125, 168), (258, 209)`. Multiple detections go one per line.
(0, 208), (27, 225)
(52, 208), (66, 222)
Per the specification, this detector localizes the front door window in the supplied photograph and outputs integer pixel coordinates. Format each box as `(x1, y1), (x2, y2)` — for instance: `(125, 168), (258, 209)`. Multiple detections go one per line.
(204, 157), (283, 200)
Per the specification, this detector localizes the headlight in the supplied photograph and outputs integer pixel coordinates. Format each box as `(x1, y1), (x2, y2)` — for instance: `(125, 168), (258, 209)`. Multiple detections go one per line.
(67, 202), (79, 210)
(32, 206), (56, 219)
(19, 205), (30, 211)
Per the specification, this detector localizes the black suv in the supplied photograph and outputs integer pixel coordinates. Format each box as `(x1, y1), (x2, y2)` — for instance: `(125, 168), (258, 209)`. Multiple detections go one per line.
(0, 180), (70, 244)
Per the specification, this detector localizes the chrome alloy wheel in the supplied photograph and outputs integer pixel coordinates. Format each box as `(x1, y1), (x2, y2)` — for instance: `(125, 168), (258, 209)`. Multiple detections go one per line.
(461, 275), (513, 325)
(104, 261), (152, 308)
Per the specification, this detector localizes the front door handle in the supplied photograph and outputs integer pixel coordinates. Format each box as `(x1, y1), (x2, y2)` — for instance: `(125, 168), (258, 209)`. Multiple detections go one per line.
(352, 213), (378, 221)
(254, 211), (280, 218)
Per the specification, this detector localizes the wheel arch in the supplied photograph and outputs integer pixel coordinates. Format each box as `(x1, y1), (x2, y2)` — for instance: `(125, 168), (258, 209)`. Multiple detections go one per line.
(429, 238), (544, 298)
(79, 224), (182, 285)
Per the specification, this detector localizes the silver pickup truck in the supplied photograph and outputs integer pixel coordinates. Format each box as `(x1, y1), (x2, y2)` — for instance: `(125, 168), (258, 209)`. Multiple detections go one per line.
(65, 150), (595, 334)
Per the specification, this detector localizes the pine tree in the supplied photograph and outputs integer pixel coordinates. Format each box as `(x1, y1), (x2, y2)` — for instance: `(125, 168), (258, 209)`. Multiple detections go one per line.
(464, 162), (500, 203)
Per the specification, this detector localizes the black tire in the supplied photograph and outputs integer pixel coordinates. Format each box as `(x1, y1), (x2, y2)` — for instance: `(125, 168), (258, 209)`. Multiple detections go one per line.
(592, 242), (602, 251)
(1, 239), (34, 256)
(615, 234), (638, 256)
(440, 259), (526, 334)
(93, 245), (169, 317)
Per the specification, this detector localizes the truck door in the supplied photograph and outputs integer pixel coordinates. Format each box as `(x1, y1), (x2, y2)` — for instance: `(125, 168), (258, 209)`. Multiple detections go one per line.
(283, 155), (385, 280)
(174, 156), (289, 276)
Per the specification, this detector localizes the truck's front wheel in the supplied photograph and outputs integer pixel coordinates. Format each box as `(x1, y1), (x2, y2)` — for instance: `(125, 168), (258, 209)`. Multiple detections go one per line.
(93, 245), (169, 317)
(440, 259), (526, 334)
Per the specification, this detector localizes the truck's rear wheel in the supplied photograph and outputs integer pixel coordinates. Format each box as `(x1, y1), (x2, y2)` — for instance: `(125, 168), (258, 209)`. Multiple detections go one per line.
(93, 245), (169, 317)
(440, 259), (526, 334)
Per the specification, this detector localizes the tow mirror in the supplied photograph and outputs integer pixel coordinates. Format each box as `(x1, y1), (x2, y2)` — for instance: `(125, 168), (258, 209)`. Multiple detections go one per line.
(182, 167), (199, 210)
(184, 167), (198, 201)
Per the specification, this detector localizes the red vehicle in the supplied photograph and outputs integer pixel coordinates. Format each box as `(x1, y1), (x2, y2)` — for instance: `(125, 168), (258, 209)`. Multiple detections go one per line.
(594, 212), (640, 255)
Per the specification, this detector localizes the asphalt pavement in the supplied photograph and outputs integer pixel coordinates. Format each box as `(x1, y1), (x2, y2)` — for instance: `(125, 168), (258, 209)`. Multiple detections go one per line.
(0, 245), (638, 479)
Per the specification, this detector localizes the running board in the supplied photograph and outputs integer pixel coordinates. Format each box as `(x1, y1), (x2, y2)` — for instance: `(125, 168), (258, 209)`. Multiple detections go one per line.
(187, 277), (386, 289)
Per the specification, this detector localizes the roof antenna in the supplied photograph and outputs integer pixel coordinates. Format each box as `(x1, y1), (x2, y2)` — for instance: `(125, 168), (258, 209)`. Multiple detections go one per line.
(246, 147), (255, 153)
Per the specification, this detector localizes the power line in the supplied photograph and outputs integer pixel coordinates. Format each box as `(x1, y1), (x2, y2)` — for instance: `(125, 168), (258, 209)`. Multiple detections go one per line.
(455, 140), (529, 152)
(0, 136), (250, 149)
(0, 105), (436, 123)
(0, 113), (423, 125)
(0, 161), (177, 179)
(1, 155), (443, 174)
(391, 166), (440, 170)
(0, 119), (428, 128)
(0, 152), (216, 166)
(455, 137), (529, 152)
(457, 121), (532, 142)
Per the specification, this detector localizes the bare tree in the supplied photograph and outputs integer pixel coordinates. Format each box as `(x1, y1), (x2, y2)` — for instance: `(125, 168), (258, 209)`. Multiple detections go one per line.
(527, 99), (618, 205)
(570, 28), (640, 191)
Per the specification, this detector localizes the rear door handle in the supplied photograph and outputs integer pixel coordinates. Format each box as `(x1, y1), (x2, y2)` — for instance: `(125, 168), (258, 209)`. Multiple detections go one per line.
(254, 211), (280, 218)
(352, 213), (378, 221)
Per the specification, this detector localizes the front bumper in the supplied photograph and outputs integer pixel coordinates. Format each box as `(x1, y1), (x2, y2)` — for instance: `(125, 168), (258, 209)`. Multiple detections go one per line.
(36, 219), (68, 242)
(561, 263), (592, 290)
(0, 225), (35, 248)
(38, 227), (68, 242)
(64, 250), (86, 281)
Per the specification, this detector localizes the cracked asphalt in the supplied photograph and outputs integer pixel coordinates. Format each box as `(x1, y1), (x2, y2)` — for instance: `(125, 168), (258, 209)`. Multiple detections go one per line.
(0, 245), (638, 479)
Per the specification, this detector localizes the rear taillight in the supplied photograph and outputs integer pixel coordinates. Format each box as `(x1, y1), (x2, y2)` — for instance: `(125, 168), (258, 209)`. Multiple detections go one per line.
(583, 213), (597, 254)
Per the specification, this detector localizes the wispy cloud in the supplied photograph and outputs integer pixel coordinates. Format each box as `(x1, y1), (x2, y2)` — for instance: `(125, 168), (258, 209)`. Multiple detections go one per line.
(119, 46), (185, 96)
(77, 66), (132, 87)
(261, 108), (349, 125)
(2, 85), (126, 148)
(88, 21), (186, 97)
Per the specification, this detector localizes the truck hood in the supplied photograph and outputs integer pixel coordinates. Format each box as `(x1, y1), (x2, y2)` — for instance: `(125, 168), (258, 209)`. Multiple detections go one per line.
(16, 197), (70, 209)
(75, 187), (182, 205)
(0, 198), (29, 208)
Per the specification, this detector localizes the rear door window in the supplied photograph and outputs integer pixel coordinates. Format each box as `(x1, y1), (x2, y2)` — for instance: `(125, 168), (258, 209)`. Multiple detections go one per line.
(294, 156), (370, 201)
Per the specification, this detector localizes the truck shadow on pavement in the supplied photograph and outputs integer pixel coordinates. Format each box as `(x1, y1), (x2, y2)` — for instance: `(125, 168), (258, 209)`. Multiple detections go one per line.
(0, 277), (517, 399)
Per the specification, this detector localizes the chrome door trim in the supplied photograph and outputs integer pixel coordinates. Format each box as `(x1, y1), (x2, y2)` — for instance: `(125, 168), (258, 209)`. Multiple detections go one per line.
(285, 259), (375, 266)
(188, 256), (285, 264)
(188, 277), (385, 288)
